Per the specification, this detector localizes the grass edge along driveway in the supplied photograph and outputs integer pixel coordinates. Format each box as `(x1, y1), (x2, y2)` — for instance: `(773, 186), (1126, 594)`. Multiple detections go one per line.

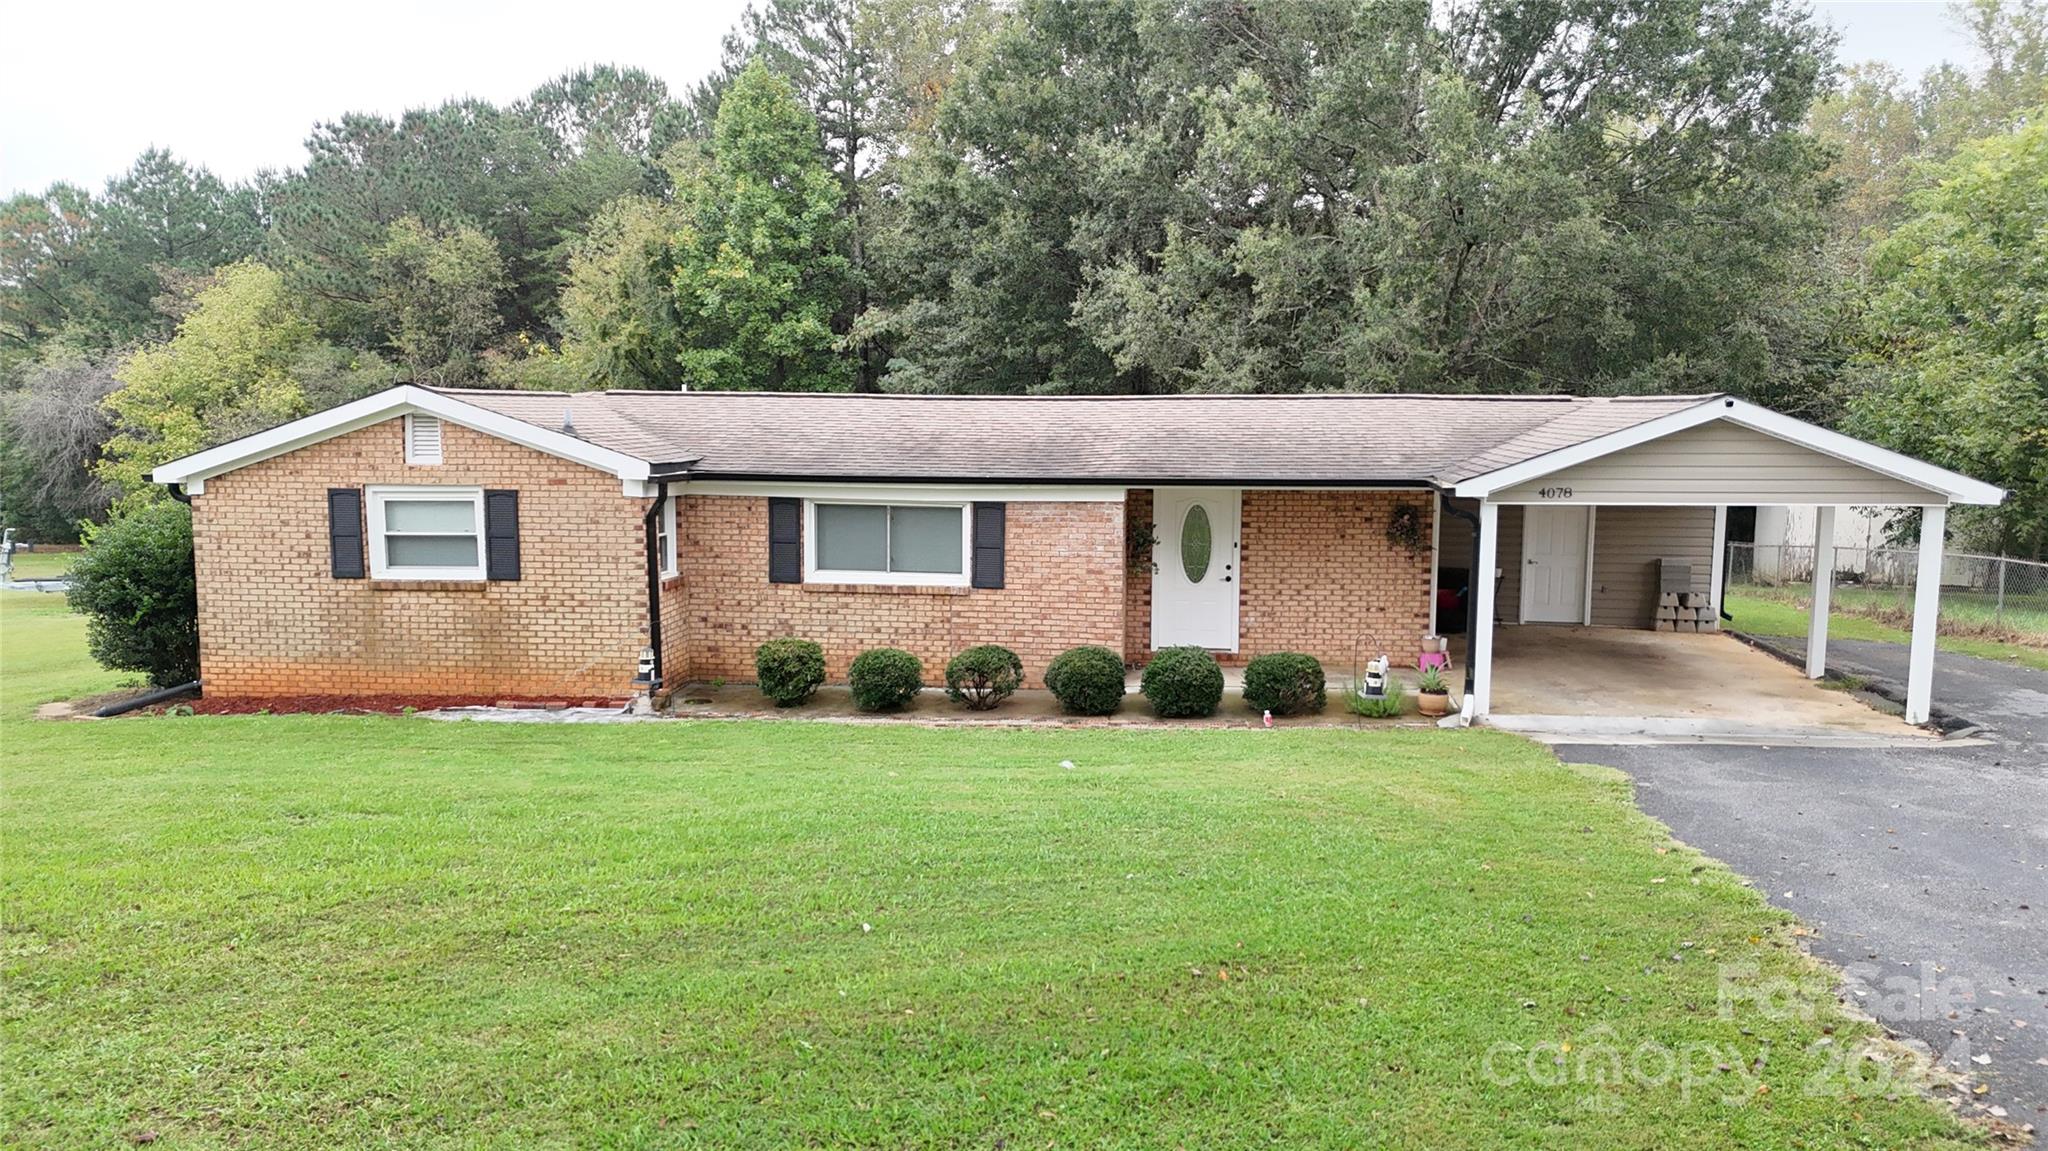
(1725, 589), (2048, 671)
(1, 593), (1984, 1148)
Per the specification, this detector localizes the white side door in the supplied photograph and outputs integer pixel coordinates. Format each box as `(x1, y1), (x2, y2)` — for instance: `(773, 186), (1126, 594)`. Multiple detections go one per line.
(1151, 488), (1241, 651)
(1521, 505), (1589, 623)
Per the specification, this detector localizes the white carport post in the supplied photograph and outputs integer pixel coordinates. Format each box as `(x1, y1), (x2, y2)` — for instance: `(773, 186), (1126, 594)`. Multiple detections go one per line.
(1470, 501), (1499, 718)
(1805, 506), (1837, 678)
(1904, 505), (1947, 725)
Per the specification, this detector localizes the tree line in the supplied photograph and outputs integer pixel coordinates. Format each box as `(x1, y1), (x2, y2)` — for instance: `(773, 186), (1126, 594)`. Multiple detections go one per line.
(2, 0), (2044, 556)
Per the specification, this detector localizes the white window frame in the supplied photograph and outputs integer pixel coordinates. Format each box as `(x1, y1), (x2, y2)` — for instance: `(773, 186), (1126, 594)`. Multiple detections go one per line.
(367, 485), (486, 581)
(403, 414), (443, 465)
(803, 498), (972, 587)
(658, 494), (677, 578)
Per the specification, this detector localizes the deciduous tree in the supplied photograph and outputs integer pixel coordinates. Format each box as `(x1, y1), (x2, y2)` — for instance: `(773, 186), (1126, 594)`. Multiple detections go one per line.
(1848, 118), (2048, 556)
(100, 263), (324, 501)
(372, 218), (507, 383)
(668, 62), (850, 390)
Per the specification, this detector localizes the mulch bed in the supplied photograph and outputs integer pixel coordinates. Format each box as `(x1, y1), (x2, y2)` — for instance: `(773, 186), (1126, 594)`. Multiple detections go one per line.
(173, 695), (629, 716)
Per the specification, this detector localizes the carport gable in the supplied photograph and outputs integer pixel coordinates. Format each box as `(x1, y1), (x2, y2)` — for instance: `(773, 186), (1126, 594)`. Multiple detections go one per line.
(1449, 397), (2005, 507)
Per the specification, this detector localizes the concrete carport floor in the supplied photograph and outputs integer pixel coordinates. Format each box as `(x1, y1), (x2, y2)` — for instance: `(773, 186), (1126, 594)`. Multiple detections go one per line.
(1483, 625), (1939, 744)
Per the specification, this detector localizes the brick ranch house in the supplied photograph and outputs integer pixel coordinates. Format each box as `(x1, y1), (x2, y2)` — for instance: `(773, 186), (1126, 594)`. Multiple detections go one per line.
(149, 385), (2003, 724)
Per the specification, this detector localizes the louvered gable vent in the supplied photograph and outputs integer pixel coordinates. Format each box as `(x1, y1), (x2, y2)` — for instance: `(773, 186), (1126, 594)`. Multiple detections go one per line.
(405, 414), (444, 464)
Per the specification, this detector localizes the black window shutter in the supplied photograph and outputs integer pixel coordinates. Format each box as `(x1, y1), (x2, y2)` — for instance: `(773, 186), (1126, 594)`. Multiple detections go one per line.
(484, 490), (520, 580)
(328, 488), (365, 579)
(971, 502), (1006, 589)
(768, 497), (802, 583)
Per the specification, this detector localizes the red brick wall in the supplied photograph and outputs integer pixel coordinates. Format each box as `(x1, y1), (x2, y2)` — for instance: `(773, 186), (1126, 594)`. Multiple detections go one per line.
(1125, 489), (1435, 673)
(1124, 488), (1153, 662)
(670, 495), (1125, 687)
(192, 418), (650, 699)
(1238, 490), (1435, 673)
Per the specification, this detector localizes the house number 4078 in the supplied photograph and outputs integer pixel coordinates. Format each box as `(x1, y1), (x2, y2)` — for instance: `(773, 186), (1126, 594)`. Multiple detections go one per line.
(1538, 486), (1574, 499)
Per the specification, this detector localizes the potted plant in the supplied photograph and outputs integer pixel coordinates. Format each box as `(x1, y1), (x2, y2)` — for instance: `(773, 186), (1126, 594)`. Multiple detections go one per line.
(1415, 665), (1452, 717)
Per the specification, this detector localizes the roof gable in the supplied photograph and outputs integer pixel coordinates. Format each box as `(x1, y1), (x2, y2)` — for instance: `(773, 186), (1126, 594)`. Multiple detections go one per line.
(1451, 398), (2005, 506)
(148, 386), (654, 493)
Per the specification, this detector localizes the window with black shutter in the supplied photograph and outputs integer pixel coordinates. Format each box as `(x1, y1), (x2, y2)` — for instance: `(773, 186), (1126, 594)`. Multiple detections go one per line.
(768, 497), (802, 583)
(328, 488), (365, 579)
(484, 490), (520, 580)
(971, 502), (1005, 589)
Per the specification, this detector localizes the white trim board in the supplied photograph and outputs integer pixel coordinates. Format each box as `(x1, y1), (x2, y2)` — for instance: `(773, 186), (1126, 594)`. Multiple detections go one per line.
(664, 479), (1128, 502)
(1451, 397), (2006, 506)
(1582, 507), (1597, 626)
(150, 385), (654, 489)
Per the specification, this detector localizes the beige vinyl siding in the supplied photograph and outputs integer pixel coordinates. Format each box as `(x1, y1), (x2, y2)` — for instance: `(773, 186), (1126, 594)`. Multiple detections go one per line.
(1492, 421), (1947, 506)
(1588, 506), (1716, 629)
(1496, 505), (1523, 623)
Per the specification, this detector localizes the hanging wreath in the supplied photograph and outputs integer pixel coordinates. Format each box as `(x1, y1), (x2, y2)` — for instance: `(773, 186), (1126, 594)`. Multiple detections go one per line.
(1126, 519), (1159, 574)
(1385, 503), (1424, 553)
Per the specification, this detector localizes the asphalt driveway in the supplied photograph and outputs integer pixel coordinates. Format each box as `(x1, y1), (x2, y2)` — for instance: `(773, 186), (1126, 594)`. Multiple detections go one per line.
(1563, 645), (2047, 1127)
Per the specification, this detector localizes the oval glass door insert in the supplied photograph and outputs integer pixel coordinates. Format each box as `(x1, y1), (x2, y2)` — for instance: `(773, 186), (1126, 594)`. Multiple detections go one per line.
(1180, 504), (1213, 582)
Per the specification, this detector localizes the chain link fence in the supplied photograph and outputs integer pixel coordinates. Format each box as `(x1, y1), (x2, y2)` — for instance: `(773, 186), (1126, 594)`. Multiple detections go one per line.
(1724, 542), (2048, 641)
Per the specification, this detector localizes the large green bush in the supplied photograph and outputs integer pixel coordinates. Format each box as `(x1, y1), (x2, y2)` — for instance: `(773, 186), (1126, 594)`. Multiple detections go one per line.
(1242, 652), (1326, 715)
(1140, 646), (1225, 718)
(848, 647), (923, 712)
(1043, 645), (1126, 716)
(754, 638), (825, 706)
(944, 644), (1024, 710)
(65, 501), (199, 687)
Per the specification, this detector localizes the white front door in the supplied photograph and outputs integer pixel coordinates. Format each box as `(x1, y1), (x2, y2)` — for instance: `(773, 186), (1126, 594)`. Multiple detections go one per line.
(1152, 488), (1241, 651)
(1521, 505), (1589, 623)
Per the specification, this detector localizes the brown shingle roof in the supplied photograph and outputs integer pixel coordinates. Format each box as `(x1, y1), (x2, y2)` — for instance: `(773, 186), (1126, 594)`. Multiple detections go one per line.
(430, 388), (1715, 485)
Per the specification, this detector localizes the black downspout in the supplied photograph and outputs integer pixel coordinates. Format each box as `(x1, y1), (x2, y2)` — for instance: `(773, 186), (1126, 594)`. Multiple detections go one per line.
(1436, 492), (1482, 699)
(166, 482), (192, 505)
(642, 480), (671, 689)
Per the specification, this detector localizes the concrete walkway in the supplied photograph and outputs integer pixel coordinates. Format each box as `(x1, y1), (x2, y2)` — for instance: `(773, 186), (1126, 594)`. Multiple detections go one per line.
(1563, 642), (2048, 1126)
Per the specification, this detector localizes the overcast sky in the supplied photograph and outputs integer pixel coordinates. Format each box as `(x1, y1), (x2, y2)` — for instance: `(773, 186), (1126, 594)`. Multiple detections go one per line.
(0, 0), (1981, 197)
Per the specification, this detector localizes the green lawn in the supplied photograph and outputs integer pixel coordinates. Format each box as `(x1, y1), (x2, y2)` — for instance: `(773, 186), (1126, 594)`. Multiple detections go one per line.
(1, 593), (1977, 1148)
(3, 550), (76, 581)
(1725, 589), (2048, 671)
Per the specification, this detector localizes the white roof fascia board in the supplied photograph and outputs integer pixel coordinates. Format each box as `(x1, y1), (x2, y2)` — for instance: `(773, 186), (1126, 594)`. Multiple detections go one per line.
(148, 385), (653, 486)
(1452, 397), (2005, 506)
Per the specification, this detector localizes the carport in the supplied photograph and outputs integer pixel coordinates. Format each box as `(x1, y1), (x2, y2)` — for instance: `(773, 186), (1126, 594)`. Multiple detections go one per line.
(1441, 398), (2007, 728)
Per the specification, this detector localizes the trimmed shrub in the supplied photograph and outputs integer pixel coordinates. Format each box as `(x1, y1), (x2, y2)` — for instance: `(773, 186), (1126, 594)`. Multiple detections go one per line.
(945, 644), (1024, 710)
(1141, 645), (1225, 718)
(1242, 652), (1326, 715)
(1044, 645), (1126, 716)
(849, 647), (923, 712)
(65, 501), (198, 687)
(754, 638), (826, 707)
